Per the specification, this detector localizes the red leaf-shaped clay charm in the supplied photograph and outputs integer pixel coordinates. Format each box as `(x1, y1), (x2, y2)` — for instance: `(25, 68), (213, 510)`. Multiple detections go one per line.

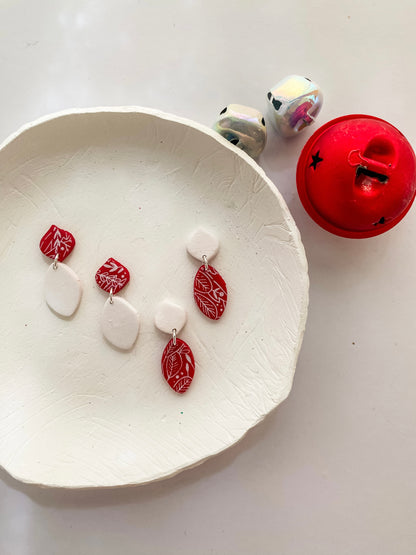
(39, 225), (76, 262)
(161, 338), (195, 394)
(194, 264), (227, 320)
(95, 257), (130, 294)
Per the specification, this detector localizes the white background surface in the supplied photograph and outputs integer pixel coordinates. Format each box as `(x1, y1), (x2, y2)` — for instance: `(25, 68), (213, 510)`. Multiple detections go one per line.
(0, 0), (415, 553)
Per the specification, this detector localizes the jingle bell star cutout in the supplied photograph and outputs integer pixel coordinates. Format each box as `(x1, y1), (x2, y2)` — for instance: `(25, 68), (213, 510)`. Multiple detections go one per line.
(309, 150), (323, 170)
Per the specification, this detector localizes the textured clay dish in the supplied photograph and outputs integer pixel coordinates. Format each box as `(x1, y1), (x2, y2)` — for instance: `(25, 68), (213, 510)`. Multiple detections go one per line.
(0, 107), (308, 488)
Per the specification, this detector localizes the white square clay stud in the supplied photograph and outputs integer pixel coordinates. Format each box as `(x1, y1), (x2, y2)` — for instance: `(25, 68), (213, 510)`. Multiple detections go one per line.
(154, 300), (187, 335)
(186, 227), (219, 261)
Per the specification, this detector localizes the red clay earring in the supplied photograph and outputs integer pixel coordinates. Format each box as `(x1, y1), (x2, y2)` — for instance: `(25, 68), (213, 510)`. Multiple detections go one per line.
(39, 224), (82, 317)
(186, 228), (228, 320)
(95, 258), (140, 350)
(155, 300), (195, 394)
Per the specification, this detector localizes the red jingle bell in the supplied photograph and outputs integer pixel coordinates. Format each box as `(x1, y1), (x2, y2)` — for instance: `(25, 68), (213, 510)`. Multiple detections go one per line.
(296, 115), (416, 238)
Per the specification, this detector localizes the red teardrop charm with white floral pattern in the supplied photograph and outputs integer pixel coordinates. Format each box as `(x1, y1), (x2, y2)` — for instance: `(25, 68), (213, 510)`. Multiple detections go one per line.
(194, 264), (227, 320)
(155, 301), (195, 395)
(95, 257), (130, 294)
(161, 337), (195, 394)
(39, 224), (76, 262)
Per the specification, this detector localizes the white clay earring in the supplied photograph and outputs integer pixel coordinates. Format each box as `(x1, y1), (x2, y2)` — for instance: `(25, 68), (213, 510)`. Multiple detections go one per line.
(95, 258), (140, 350)
(155, 300), (195, 394)
(39, 224), (82, 317)
(186, 227), (228, 320)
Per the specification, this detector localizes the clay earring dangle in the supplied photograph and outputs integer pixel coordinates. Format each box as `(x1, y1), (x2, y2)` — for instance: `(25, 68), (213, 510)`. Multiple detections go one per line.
(155, 300), (195, 394)
(186, 228), (228, 320)
(39, 224), (82, 317)
(95, 258), (140, 350)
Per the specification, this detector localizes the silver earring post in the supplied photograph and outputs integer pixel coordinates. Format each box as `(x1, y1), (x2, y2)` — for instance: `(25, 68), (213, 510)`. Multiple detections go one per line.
(172, 328), (177, 346)
(202, 255), (208, 270)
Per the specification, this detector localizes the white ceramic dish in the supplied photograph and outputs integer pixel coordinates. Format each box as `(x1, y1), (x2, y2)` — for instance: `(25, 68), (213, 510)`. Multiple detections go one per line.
(0, 107), (308, 488)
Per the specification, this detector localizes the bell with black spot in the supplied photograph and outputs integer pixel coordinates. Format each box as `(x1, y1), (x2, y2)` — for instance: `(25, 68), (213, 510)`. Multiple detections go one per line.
(213, 104), (267, 159)
(266, 75), (323, 138)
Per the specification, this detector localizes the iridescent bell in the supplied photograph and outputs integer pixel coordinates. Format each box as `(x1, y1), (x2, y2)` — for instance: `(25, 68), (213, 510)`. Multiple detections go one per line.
(213, 104), (267, 158)
(266, 75), (323, 138)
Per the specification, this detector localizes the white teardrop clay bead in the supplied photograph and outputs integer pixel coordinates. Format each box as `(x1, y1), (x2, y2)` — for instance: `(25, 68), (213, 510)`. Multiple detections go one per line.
(44, 262), (82, 317)
(101, 297), (140, 350)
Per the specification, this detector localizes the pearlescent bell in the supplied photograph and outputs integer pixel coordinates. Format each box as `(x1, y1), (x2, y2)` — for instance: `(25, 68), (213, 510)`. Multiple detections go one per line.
(213, 104), (267, 158)
(266, 75), (323, 138)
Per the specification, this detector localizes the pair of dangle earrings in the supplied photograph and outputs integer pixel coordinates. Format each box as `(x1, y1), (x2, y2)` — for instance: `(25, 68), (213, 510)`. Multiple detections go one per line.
(40, 224), (228, 395)
(40, 225), (140, 350)
(154, 227), (228, 395)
